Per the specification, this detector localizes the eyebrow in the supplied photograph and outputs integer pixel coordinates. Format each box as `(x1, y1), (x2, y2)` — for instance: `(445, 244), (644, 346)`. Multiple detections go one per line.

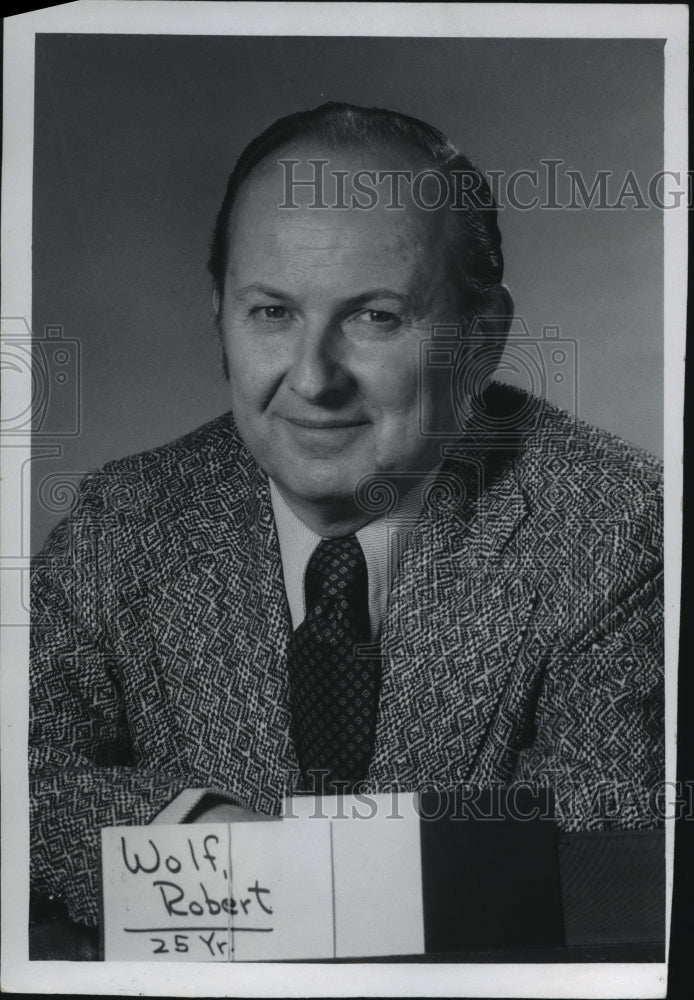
(232, 283), (416, 310)
(232, 283), (293, 302)
(347, 288), (415, 310)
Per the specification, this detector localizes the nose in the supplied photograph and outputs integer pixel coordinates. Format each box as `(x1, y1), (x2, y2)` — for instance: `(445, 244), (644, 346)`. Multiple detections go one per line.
(286, 319), (350, 403)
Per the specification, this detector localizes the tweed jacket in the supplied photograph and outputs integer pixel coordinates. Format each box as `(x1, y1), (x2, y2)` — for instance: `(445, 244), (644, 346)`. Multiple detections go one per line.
(29, 384), (664, 926)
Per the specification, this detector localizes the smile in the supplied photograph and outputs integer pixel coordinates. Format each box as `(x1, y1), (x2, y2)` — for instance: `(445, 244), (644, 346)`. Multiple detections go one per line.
(278, 416), (369, 453)
(281, 416), (369, 430)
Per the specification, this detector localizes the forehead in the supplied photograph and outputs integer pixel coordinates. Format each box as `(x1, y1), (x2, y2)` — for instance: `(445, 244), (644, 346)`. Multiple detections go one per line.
(225, 140), (446, 283)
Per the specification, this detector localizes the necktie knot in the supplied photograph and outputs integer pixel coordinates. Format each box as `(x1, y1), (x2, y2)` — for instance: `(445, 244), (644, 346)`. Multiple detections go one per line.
(304, 535), (368, 610)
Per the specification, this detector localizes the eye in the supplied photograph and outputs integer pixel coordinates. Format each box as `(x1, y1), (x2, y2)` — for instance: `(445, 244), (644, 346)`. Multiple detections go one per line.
(252, 305), (289, 321)
(365, 309), (397, 323)
(357, 309), (402, 331)
(343, 307), (403, 340)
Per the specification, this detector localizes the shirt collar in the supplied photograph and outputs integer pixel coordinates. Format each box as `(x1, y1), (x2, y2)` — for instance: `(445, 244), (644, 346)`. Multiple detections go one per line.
(269, 468), (440, 640)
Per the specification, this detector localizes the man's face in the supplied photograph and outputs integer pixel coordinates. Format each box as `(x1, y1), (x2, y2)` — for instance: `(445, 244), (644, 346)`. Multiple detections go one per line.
(218, 142), (463, 525)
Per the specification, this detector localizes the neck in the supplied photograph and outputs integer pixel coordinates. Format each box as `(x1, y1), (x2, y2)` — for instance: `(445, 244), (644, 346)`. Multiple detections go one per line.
(272, 487), (376, 537)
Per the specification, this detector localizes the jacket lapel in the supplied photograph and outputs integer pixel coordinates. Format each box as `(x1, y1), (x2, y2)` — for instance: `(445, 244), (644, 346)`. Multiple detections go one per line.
(149, 433), (298, 816)
(368, 449), (535, 787)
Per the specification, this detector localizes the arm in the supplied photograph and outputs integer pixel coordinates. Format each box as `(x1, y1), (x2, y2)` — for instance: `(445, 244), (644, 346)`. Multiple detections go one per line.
(513, 564), (664, 831)
(29, 474), (194, 927)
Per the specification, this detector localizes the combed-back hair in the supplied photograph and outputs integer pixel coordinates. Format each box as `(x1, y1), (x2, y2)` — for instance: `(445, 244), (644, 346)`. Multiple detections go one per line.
(208, 101), (510, 327)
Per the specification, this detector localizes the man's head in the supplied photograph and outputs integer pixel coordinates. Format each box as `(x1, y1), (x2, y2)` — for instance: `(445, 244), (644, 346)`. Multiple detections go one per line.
(209, 103), (513, 533)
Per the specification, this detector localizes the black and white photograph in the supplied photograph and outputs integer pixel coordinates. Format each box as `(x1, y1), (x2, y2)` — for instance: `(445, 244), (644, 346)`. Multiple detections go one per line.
(0, 2), (686, 996)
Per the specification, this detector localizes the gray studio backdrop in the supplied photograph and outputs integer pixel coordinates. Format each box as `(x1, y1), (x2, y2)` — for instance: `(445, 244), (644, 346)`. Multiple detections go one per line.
(31, 35), (664, 552)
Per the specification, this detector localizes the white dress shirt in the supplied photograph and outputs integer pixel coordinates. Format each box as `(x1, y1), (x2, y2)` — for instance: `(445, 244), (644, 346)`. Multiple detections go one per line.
(269, 469), (440, 641)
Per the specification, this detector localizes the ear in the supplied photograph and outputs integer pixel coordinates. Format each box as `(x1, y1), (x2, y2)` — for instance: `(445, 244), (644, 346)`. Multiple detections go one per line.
(493, 283), (514, 334)
(211, 288), (231, 381)
(478, 283), (514, 338)
(470, 285), (514, 370)
(459, 284), (514, 397)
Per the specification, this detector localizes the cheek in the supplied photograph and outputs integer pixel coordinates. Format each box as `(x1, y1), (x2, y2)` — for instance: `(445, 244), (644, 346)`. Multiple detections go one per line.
(224, 329), (282, 407)
(228, 363), (261, 405)
(372, 363), (458, 458)
(364, 357), (426, 460)
(363, 352), (421, 415)
(424, 368), (454, 413)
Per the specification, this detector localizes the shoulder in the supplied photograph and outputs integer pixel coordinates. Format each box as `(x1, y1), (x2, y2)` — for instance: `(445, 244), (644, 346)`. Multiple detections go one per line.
(486, 381), (662, 491)
(100, 411), (243, 481)
(485, 382), (663, 557)
(41, 412), (254, 545)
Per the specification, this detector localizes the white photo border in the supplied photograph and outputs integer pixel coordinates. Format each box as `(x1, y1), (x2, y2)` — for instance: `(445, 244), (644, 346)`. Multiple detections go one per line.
(1, 2), (687, 996)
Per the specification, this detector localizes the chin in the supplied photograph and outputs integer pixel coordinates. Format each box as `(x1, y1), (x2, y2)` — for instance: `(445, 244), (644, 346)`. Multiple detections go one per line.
(291, 475), (357, 506)
(276, 462), (359, 505)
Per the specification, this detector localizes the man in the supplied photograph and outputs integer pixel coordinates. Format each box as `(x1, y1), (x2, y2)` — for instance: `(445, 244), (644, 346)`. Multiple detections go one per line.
(30, 103), (663, 931)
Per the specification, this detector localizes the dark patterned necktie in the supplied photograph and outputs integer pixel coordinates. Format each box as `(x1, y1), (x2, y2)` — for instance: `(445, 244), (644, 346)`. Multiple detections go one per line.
(287, 535), (381, 792)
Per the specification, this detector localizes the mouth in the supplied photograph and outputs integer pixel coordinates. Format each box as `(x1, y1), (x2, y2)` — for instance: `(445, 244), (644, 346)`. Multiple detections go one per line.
(281, 416), (369, 430)
(277, 415), (370, 453)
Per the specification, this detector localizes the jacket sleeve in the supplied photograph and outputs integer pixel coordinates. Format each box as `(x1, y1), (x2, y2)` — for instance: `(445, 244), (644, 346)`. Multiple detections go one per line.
(29, 471), (194, 927)
(512, 503), (665, 832)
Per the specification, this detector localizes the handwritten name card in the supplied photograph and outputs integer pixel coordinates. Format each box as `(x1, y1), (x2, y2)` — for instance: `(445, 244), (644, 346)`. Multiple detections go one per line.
(102, 794), (424, 961)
